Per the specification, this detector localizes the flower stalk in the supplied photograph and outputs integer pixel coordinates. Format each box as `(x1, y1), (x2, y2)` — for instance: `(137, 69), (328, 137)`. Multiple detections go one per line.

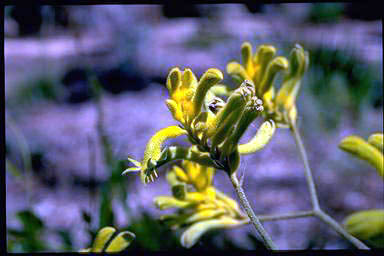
(289, 117), (369, 249)
(229, 172), (277, 250)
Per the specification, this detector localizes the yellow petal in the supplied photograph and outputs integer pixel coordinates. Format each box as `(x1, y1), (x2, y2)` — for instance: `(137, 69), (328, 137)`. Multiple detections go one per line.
(165, 99), (185, 124)
(344, 209), (384, 242)
(154, 196), (192, 210)
(258, 57), (289, 97)
(215, 190), (241, 212)
(91, 227), (116, 252)
(166, 67), (182, 94)
(368, 133), (384, 153)
(141, 126), (187, 183)
(180, 217), (244, 248)
(253, 44), (276, 84)
(182, 68), (198, 89)
(184, 209), (226, 224)
(339, 135), (384, 177)
(241, 42), (254, 76)
(226, 61), (251, 84)
(192, 68), (224, 118)
(238, 120), (276, 155)
(275, 45), (309, 112)
(173, 165), (189, 183)
(184, 191), (207, 203)
(105, 231), (135, 253)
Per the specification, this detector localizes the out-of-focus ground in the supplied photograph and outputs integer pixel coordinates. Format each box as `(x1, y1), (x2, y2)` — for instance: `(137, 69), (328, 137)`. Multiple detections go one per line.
(5, 4), (383, 251)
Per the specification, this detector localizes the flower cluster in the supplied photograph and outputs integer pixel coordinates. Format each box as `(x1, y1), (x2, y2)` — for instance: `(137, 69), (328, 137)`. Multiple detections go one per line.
(154, 160), (247, 248)
(125, 42), (310, 248)
(126, 67), (277, 183)
(227, 42), (309, 127)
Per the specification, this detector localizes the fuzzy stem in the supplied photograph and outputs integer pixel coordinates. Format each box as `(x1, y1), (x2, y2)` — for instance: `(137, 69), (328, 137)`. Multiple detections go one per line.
(229, 173), (277, 250)
(290, 121), (320, 210)
(258, 210), (314, 222)
(290, 120), (369, 249)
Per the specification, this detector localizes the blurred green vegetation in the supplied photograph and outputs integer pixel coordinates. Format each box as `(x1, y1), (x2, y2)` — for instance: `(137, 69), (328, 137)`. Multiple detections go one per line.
(7, 76), (64, 107)
(308, 3), (345, 24)
(305, 46), (382, 130)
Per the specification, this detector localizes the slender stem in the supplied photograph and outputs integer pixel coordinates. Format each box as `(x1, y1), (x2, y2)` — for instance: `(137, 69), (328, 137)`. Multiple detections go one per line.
(229, 173), (277, 250)
(315, 210), (369, 249)
(290, 121), (320, 210)
(258, 210), (314, 222)
(289, 120), (369, 249)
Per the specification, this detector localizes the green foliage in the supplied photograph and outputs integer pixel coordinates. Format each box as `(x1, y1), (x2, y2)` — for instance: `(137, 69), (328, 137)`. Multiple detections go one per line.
(307, 47), (381, 129)
(127, 213), (183, 251)
(308, 3), (345, 24)
(10, 77), (63, 106)
(7, 210), (46, 252)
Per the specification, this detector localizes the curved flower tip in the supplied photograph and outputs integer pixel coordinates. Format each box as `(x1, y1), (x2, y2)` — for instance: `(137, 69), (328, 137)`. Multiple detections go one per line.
(193, 68), (224, 117)
(343, 209), (384, 247)
(368, 133), (384, 152)
(339, 135), (384, 178)
(166, 67), (182, 93)
(238, 119), (276, 155)
(125, 126), (187, 184)
(104, 231), (136, 253)
(80, 226), (135, 253)
(180, 217), (244, 248)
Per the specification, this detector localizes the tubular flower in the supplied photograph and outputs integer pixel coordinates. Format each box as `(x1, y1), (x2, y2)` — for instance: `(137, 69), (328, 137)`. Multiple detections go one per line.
(79, 227), (135, 253)
(340, 133), (384, 248)
(126, 68), (276, 183)
(166, 67), (224, 128)
(227, 42), (309, 128)
(154, 160), (247, 248)
(125, 126), (188, 184)
(339, 133), (384, 178)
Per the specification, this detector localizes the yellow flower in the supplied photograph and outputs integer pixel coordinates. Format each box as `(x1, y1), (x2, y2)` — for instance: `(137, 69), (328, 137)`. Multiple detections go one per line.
(343, 209), (384, 248)
(339, 133), (383, 178)
(166, 67), (223, 127)
(153, 160), (247, 248)
(227, 42), (309, 128)
(125, 126), (188, 184)
(79, 226), (135, 253)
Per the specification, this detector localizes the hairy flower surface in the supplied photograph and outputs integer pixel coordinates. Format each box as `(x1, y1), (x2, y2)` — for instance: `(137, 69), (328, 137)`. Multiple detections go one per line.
(153, 160), (247, 248)
(227, 42), (309, 128)
(339, 133), (383, 178)
(126, 68), (276, 183)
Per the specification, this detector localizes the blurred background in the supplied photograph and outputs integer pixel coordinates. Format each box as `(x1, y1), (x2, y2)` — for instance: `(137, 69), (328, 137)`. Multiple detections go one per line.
(5, 3), (383, 251)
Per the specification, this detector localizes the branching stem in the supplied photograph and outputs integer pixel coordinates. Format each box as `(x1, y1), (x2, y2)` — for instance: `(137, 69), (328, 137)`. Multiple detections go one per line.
(290, 120), (369, 249)
(230, 173), (277, 250)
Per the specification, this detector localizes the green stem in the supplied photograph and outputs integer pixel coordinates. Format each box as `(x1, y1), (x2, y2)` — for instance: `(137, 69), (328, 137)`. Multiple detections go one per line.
(229, 173), (277, 250)
(290, 120), (369, 249)
(290, 121), (320, 210)
(258, 210), (314, 222)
